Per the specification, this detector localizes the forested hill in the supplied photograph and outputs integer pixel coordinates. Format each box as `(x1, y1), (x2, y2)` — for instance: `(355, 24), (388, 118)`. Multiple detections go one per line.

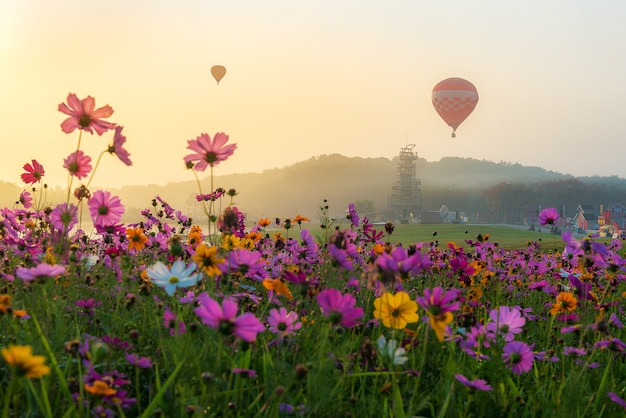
(1, 154), (625, 222)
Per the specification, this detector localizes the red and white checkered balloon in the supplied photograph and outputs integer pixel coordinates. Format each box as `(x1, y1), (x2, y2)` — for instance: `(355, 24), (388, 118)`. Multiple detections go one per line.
(432, 78), (479, 138)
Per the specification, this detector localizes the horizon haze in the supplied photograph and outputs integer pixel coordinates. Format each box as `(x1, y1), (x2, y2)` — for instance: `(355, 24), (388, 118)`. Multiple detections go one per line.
(2, 1), (626, 189)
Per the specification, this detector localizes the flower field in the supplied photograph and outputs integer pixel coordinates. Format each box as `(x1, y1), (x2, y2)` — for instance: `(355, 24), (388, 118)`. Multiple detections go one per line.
(2, 95), (626, 417)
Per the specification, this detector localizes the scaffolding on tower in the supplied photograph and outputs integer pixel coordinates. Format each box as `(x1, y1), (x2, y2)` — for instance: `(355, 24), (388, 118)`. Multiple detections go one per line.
(387, 144), (422, 223)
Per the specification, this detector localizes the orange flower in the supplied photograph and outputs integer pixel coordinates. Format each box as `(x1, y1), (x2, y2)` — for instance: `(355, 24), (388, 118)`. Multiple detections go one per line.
(262, 278), (293, 300)
(549, 292), (577, 316)
(293, 215), (309, 224)
(0, 294), (11, 314)
(258, 218), (271, 228)
(126, 227), (148, 252)
(187, 225), (204, 248)
(84, 380), (117, 396)
(1, 345), (50, 378)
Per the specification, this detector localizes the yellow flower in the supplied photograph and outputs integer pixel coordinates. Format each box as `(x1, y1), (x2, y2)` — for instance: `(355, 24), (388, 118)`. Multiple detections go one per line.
(84, 380), (117, 396)
(187, 226), (204, 248)
(220, 234), (240, 251)
(126, 227), (148, 252)
(428, 311), (454, 341)
(549, 291), (577, 316)
(262, 278), (293, 300)
(1, 345), (50, 378)
(192, 244), (225, 278)
(373, 291), (419, 329)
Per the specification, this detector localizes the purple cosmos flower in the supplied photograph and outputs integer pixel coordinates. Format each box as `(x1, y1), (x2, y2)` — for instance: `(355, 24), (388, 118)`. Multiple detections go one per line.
(563, 346), (586, 357)
(316, 288), (363, 328)
(15, 263), (66, 282)
(486, 306), (526, 342)
(608, 392), (626, 408)
(454, 374), (493, 391)
(224, 249), (269, 281)
(125, 353), (152, 368)
(164, 306), (186, 336)
(416, 287), (460, 317)
(19, 191), (32, 209)
(539, 207), (560, 226)
(108, 126), (132, 165)
(50, 203), (78, 231)
(267, 307), (302, 339)
(232, 368), (257, 378)
(502, 341), (534, 374)
(88, 190), (125, 227)
(183, 132), (236, 171)
(63, 150), (92, 179)
(346, 203), (360, 228)
(194, 292), (265, 342)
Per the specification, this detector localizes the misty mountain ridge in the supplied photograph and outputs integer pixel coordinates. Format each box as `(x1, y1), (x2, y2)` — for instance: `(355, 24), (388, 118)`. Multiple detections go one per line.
(2, 154), (624, 222)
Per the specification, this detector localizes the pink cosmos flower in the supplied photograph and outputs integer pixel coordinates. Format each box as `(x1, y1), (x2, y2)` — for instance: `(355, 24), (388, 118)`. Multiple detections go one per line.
(15, 263), (66, 282)
(63, 150), (92, 179)
(502, 341), (534, 374)
(164, 306), (186, 336)
(21, 160), (45, 184)
(539, 207), (560, 226)
(194, 292), (265, 342)
(183, 132), (236, 171)
(58, 93), (115, 135)
(19, 191), (33, 209)
(316, 288), (363, 328)
(608, 392), (626, 409)
(416, 287), (460, 317)
(108, 126), (132, 166)
(267, 307), (302, 339)
(50, 203), (78, 231)
(486, 306), (526, 342)
(454, 374), (493, 391)
(88, 190), (125, 227)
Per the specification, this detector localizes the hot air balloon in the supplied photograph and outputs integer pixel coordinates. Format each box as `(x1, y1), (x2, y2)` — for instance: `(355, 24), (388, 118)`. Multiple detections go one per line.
(431, 77), (479, 138)
(211, 65), (227, 85)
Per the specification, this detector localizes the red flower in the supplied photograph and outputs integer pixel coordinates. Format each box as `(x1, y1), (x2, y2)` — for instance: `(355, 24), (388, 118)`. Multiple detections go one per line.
(58, 93), (115, 135)
(21, 160), (45, 184)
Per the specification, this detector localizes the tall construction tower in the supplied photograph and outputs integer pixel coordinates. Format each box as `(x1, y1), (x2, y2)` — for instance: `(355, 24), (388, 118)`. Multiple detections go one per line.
(387, 144), (422, 223)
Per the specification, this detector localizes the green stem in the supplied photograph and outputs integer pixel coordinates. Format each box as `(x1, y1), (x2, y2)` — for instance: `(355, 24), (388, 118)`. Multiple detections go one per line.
(85, 150), (107, 190)
(66, 130), (83, 205)
(2, 375), (17, 418)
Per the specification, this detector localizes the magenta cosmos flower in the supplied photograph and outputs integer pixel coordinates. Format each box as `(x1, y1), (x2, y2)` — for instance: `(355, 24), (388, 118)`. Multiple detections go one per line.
(539, 207), (560, 226)
(183, 132), (236, 171)
(194, 292), (264, 342)
(502, 341), (534, 374)
(316, 288), (363, 328)
(21, 160), (45, 184)
(88, 190), (125, 227)
(15, 263), (66, 282)
(19, 191), (33, 209)
(486, 306), (526, 342)
(454, 374), (493, 391)
(50, 203), (78, 231)
(58, 93), (115, 135)
(267, 307), (302, 339)
(108, 126), (132, 166)
(63, 150), (92, 179)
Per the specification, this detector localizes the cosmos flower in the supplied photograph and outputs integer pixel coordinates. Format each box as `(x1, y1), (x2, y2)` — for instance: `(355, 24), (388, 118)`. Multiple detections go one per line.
(486, 306), (526, 342)
(192, 244), (225, 278)
(416, 287), (460, 341)
(58, 93), (115, 135)
(549, 292), (577, 316)
(376, 335), (408, 366)
(608, 392), (626, 408)
(88, 190), (125, 227)
(146, 260), (202, 296)
(19, 191), (32, 209)
(1, 345), (50, 378)
(15, 263), (66, 282)
(63, 150), (92, 179)
(454, 374), (493, 391)
(183, 132), (236, 171)
(539, 207), (560, 226)
(108, 126), (132, 166)
(267, 307), (302, 339)
(316, 288), (363, 328)
(21, 160), (45, 184)
(126, 227), (149, 252)
(502, 341), (534, 374)
(373, 291), (419, 330)
(194, 292), (265, 342)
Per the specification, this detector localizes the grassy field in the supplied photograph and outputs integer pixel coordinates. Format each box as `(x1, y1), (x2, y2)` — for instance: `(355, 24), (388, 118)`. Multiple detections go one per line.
(285, 222), (569, 250)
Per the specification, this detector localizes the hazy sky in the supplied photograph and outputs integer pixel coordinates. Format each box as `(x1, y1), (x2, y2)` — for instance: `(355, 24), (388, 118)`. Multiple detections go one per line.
(2, 0), (626, 189)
